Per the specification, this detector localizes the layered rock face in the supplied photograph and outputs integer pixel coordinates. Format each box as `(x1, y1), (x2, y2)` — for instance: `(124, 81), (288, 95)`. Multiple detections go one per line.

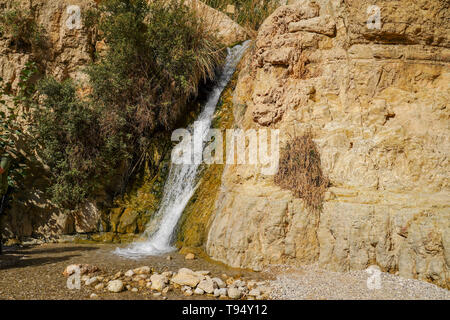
(206, 0), (450, 288)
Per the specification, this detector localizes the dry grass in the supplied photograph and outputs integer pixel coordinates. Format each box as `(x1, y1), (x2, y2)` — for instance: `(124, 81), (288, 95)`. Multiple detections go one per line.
(274, 132), (329, 213)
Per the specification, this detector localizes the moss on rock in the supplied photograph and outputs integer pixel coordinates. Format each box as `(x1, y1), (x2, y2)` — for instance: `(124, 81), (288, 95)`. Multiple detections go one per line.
(175, 71), (239, 250)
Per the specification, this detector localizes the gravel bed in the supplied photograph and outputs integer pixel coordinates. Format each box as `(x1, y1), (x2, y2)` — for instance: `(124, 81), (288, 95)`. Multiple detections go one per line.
(267, 263), (450, 300)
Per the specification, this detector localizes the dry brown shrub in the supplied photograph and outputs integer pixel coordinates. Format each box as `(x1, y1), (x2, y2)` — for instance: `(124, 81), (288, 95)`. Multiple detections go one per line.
(274, 131), (329, 213)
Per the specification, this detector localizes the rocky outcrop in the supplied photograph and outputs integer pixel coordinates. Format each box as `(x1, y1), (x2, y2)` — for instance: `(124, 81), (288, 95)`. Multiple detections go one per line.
(184, 0), (248, 46)
(0, 0), (247, 242)
(206, 0), (450, 288)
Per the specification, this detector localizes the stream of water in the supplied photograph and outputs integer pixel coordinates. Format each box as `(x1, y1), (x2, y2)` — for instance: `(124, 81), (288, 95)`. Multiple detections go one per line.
(114, 41), (250, 259)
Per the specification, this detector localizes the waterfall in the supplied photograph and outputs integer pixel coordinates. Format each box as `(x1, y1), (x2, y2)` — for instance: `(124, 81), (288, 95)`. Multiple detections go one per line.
(114, 40), (250, 259)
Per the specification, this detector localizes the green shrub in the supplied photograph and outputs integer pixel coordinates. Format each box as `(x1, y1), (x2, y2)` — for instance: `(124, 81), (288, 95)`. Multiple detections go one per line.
(0, 6), (46, 52)
(31, 79), (102, 208)
(274, 132), (329, 213)
(29, 0), (225, 209)
(87, 0), (224, 132)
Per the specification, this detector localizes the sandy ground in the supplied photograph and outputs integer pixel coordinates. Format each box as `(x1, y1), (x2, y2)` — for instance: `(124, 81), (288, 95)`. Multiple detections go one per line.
(1, 243), (448, 300)
(0, 243), (262, 300)
(267, 264), (450, 300)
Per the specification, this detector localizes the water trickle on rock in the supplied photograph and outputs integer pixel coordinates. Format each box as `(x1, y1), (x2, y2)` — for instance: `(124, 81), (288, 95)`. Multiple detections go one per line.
(114, 41), (250, 259)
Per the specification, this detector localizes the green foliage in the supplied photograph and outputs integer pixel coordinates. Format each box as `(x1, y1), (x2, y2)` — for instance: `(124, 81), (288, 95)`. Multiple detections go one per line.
(86, 0), (224, 132)
(0, 5), (47, 52)
(203, 0), (278, 31)
(28, 0), (224, 209)
(30, 78), (125, 208)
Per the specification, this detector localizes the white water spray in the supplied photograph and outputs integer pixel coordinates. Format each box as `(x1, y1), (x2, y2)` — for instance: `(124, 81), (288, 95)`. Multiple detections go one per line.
(114, 41), (250, 259)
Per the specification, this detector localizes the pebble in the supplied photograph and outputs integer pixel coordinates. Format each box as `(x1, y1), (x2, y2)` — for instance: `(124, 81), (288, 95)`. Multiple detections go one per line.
(124, 270), (135, 277)
(95, 283), (105, 290)
(85, 277), (99, 286)
(133, 266), (151, 275)
(107, 280), (124, 293)
(185, 253), (195, 260)
(194, 288), (205, 295)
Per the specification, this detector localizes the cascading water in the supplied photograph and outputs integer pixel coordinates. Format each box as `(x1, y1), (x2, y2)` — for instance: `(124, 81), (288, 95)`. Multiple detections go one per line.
(114, 41), (250, 259)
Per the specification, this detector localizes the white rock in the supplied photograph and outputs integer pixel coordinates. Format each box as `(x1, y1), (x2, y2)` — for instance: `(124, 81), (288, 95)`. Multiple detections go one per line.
(212, 277), (226, 289)
(184, 289), (193, 296)
(171, 268), (204, 287)
(194, 288), (205, 295)
(95, 283), (105, 290)
(150, 274), (169, 291)
(213, 289), (220, 297)
(131, 288), (138, 292)
(228, 287), (242, 299)
(218, 288), (227, 296)
(197, 277), (216, 294)
(90, 293), (98, 299)
(233, 280), (246, 287)
(107, 280), (124, 293)
(133, 266), (151, 275)
(124, 270), (135, 277)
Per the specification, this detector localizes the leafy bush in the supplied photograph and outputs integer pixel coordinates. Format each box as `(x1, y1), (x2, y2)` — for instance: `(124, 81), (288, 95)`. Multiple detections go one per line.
(0, 6), (46, 52)
(203, 0), (278, 31)
(274, 132), (329, 213)
(86, 0), (224, 132)
(31, 79), (102, 208)
(28, 0), (224, 208)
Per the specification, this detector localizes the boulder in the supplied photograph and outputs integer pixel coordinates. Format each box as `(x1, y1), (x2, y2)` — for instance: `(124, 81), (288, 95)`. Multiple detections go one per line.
(171, 268), (204, 287)
(205, 0), (450, 290)
(197, 277), (216, 294)
(150, 274), (169, 291)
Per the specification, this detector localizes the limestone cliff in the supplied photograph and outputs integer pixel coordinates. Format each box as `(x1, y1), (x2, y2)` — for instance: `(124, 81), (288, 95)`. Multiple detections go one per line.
(205, 0), (450, 288)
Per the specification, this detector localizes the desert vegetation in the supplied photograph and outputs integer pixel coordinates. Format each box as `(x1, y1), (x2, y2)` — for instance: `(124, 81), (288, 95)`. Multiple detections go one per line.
(0, 0), (225, 209)
(274, 132), (329, 213)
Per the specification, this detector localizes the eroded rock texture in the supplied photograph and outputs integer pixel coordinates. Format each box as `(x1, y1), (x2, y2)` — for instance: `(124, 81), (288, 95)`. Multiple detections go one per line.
(206, 0), (450, 288)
